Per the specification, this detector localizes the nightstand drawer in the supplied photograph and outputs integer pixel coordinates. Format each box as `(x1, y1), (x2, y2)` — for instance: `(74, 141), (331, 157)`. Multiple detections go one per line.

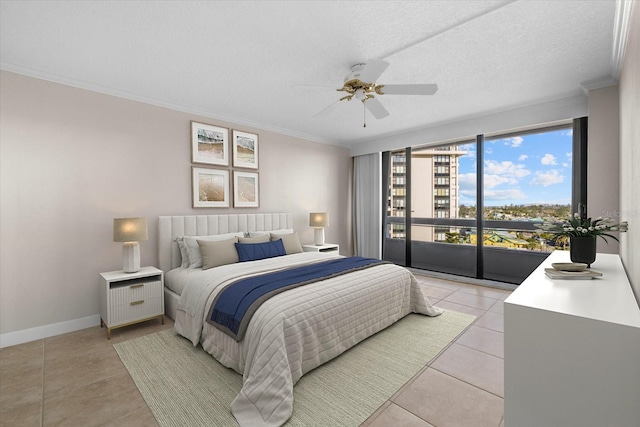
(110, 296), (163, 325)
(109, 280), (162, 325)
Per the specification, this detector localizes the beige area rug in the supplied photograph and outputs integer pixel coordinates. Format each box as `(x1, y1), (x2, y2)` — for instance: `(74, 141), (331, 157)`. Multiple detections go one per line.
(114, 310), (475, 427)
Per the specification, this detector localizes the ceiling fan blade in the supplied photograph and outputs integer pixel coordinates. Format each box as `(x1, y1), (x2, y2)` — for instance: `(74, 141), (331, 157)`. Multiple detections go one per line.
(359, 59), (389, 83)
(379, 84), (438, 95)
(365, 97), (390, 119)
(313, 100), (341, 118)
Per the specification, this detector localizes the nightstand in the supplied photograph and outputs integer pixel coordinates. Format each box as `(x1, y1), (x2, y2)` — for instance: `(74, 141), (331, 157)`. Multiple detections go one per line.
(302, 243), (339, 254)
(99, 266), (164, 339)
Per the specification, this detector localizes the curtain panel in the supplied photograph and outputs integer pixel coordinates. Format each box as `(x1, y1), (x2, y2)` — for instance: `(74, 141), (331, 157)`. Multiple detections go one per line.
(352, 153), (382, 259)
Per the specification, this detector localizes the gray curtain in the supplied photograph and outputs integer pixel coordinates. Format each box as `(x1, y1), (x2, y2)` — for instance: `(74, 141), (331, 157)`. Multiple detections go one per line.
(353, 153), (382, 258)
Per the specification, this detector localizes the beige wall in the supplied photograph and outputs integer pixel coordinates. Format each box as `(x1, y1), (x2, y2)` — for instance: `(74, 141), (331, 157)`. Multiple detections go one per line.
(0, 71), (351, 336)
(619, 0), (640, 300)
(587, 85), (620, 254)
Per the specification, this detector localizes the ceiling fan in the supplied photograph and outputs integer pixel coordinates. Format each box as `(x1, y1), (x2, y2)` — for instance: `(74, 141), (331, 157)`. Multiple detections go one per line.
(315, 59), (438, 127)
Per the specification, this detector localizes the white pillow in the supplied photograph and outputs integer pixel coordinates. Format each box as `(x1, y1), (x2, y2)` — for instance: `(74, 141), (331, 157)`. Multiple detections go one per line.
(183, 232), (245, 268)
(175, 237), (189, 268)
(249, 228), (293, 238)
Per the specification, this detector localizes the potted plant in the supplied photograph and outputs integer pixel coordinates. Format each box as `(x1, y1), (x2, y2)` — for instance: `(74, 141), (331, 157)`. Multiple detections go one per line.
(537, 213), (628, 267)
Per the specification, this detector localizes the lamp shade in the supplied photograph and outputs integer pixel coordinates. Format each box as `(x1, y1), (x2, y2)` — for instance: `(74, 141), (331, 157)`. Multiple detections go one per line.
(309, 212), (329, 227)
(113, 218), (148, 242)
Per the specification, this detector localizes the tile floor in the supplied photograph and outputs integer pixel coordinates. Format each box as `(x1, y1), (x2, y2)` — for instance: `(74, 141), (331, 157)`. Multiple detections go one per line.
(0, 274), (513, 427)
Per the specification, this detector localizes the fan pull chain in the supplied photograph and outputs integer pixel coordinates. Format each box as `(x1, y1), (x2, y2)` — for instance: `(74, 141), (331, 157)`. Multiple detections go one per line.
(363, 103), (366, 128)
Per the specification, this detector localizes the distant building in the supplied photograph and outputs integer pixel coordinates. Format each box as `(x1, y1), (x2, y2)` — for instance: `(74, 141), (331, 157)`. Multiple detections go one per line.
(387, 146), (467, 241)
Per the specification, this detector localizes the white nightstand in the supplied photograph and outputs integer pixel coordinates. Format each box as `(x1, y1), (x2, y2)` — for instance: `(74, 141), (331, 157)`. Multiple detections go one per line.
(99, 266), (164, 339)
(302, 243), (339, 254)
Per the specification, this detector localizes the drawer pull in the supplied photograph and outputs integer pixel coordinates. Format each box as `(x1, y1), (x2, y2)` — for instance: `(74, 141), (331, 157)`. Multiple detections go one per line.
(130, 284), (144, 289)
(130, 300), (144, 306)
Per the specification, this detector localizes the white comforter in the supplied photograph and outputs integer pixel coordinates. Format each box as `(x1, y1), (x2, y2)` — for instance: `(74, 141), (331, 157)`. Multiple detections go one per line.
(174, 252), (441, 426)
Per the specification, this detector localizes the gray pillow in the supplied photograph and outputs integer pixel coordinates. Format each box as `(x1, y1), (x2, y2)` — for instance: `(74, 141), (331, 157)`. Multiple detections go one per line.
(175, 237), (189, 268)
(197, 237), (239, 270)
(271, 232), (303, 255)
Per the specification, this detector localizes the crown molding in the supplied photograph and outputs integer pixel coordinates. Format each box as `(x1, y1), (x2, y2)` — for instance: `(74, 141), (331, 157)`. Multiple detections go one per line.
(0, 63), (344, 148)
(580, 76), (619, 94)
(611, 0), (634, 79)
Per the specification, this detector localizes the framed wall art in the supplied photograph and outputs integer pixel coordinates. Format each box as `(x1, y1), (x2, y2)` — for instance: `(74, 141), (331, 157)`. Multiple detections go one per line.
(232, 130), (259, 169)
(191, 121), (229, 166)
(192, 167), (230, 208)
(233, 171), (259, 208)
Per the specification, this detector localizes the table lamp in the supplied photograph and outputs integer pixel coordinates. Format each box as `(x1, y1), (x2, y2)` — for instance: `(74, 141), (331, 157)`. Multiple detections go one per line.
(309, 212), (329, 246)
(113, 217), (148, 273)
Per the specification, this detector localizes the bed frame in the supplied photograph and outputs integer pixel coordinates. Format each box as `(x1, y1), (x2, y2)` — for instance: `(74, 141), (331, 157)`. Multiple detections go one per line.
(158, 213), (294, 319)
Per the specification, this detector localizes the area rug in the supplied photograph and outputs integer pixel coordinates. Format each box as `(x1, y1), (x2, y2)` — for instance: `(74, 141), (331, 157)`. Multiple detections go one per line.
(114, 310), (475, 426)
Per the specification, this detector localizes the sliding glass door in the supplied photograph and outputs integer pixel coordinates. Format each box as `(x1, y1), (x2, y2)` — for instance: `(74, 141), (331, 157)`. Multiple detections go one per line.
(382, 123), (576, 284)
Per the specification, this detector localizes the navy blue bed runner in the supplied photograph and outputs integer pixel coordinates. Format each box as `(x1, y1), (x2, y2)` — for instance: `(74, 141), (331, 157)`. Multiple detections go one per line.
(207, 256), (386, 341)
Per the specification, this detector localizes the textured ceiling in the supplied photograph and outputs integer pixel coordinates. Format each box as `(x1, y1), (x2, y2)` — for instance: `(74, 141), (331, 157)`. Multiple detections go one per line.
(0, 1), (618, 148)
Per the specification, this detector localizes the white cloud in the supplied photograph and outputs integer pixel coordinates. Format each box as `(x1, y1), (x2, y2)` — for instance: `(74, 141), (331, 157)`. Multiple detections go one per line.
(563, 129), (573, 137)
(504, 136), (523, 147)
(541, 154), (557, 165)
(518, 154), (528, 161)
(530, 169), (564, 187)
(485, 147), (493, 154)
(484, 160), (530, 184)
(484, 189), (527, 201)
(562, 163), (569, 167)
(484, 174), (511, 189)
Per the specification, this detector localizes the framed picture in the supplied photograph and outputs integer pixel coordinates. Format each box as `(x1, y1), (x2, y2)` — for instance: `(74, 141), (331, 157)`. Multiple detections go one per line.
(232, 130), (259, 169)
(191, 121), (229, 166)
(192, 167), (230, 208)
(233, 171), (259, 208)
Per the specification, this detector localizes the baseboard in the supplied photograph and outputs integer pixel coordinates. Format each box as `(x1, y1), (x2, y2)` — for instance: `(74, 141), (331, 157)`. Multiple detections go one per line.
(0, 314), (101, 349)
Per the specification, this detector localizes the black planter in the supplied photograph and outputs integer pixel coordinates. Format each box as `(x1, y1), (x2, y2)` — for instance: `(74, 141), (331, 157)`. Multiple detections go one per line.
(570, 236), (597, 267)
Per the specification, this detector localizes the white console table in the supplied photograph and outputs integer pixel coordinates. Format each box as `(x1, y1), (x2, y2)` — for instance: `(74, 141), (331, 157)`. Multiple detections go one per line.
(504, 251), (640, 427)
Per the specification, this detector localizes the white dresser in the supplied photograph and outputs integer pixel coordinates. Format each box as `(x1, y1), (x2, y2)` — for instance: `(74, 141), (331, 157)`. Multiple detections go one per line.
(99, 266), (164, 339)
(504, 251), (640, 427)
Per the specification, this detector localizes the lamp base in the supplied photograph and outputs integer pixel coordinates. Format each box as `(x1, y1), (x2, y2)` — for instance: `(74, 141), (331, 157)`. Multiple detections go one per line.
(314, 228), (325, 246)
(122, 242), (141, 273)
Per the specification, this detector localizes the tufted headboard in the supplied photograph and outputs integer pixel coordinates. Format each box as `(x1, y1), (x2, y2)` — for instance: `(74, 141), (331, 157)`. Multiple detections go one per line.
(158, 213), (294, 272)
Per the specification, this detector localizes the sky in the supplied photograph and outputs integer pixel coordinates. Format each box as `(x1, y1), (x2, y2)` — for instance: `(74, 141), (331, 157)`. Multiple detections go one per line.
(456, 128), (573, 207)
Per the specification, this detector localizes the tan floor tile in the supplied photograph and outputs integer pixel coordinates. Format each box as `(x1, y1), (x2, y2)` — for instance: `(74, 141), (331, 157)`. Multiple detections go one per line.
(43, 371), (147, 426)
(443, 291), (498, 310)
(44, 345), (127, 396)
(393, 368), (503, 427)
(419, 284), (455, 300)
(0, 340), (43, 422)
(366, 402), (434, 427)
(44, 326), (113, 359)
(435, 300), (487, 317)
(414, 276), (463, 291)
(431, 343), (504, 397)
(456, 325), (504, 358)
(474, 311), (504, 333)
(456, 285), (512, 300)
(489, 299), (505, 314)
(0, 400), (42, 427)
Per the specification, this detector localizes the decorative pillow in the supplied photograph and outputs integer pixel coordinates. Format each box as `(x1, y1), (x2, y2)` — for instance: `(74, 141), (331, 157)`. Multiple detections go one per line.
(235, 240), (286, 262)
(183, 232), (245, 268)
(238, 234), (270, 244)
(249, 228), (293, 238)
(175, 237), (189, 268)
(198, 237), (240, 270)
(271, 231), (303, 255)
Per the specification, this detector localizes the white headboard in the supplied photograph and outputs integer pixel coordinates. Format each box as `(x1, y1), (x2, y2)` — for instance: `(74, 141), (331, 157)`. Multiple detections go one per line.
(158, 213), (294, 272)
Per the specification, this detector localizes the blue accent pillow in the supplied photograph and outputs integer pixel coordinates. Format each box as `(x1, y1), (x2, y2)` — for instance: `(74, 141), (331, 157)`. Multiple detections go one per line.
(235, 240), (287, 262)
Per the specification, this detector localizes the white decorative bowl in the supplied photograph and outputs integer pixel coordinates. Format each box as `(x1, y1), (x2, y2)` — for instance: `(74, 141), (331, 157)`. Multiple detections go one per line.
(552, 262), (588, 272)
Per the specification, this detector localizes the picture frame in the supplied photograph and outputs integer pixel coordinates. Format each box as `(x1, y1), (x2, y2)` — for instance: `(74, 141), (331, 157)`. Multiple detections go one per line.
(232, 130), (259, 169)
(192, 167), (230, 208)
(233, 171), (259, 208)
(191, 121), (229, 166)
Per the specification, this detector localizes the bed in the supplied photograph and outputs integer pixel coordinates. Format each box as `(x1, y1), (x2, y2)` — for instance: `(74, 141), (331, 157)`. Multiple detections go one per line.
(158, 213), (442, 427)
